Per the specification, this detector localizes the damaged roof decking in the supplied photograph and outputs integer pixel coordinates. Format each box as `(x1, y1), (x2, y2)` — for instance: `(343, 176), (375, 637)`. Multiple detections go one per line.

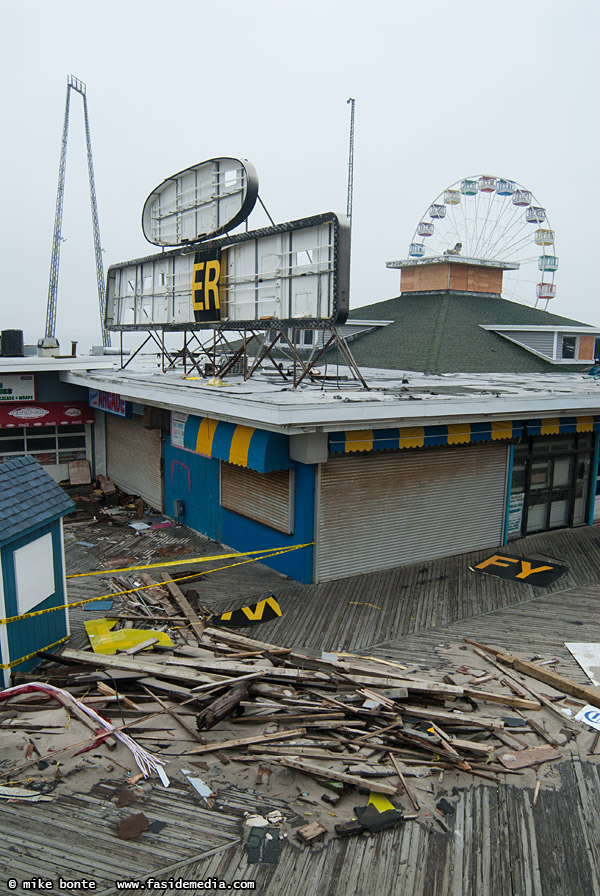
(62, 359), (600, 434)
(0, 455), (74, 545)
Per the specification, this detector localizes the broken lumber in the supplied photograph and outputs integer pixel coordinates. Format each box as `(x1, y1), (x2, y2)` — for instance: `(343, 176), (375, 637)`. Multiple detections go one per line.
(142, 687), (206, 745)
(195, 682), (249, 730)
(462, 688), (540, 711)
(272, 757), (398, 795)
(470, 647), (579, 730)
(389, 754), (420, 810)
(466, 639), (600, 710)
(96, 682), (143, 712)
(158, 572), (205, 641)
(58, 648), (223, 685)
(497, 745), (561, 769)
(186, 728), (306, 754)
(297, 821), (328, 843)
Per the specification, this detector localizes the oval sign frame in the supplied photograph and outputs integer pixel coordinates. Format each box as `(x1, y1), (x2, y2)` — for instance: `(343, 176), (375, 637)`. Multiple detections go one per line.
(142, 158), (259, 246)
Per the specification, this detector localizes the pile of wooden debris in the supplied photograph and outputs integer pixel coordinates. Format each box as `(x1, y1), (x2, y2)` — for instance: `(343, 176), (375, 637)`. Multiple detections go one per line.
(3, 569), (600, 844)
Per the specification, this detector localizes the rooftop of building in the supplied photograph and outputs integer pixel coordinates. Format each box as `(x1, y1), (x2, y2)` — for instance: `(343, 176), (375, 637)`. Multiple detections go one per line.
(59, 352), (600, 434)
(336, 291), (596, 374)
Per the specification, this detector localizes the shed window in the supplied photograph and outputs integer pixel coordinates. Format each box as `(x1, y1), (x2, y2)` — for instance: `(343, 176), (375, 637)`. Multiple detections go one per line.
(561, 336), (577, 359)
(13, 533), (55, 614)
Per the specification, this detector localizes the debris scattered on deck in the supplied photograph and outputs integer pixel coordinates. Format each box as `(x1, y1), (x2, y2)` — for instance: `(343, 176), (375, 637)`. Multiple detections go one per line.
(297, 820), (328, 844)
(3, 540), (600, 853)
(84, 618), (174, 654)
(575, 705), (600, 731)
(119, 812), (150, 840)
(565, 642), (600, 687)
(181, 768), (215, 804)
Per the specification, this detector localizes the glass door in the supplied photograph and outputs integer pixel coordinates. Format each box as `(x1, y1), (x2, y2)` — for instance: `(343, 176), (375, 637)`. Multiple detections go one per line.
(525, 458), (551, 533)
(510, 433), (594, 539)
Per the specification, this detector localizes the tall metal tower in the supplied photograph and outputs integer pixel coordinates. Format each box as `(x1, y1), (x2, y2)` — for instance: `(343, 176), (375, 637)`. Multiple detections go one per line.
(346, 98), (356, 226)
(45, 75), (110, 347)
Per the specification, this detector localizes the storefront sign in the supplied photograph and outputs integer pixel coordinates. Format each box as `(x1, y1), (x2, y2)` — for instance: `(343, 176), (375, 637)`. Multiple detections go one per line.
(171, 411), (188, 449)
(89, 389), (130, 417)
(0, 402), (95, 427)
(471, 553), (569, 586)
(507, 492), (524, 537)
(0, 374), (35, 402)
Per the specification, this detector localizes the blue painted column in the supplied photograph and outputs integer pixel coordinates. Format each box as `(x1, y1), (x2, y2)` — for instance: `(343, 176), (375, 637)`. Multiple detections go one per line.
(587, 431), (600, 526)
(502, 444), (515, 545)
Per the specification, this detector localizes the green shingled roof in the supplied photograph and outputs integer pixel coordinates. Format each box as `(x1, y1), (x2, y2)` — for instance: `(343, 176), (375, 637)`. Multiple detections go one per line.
(337, 293), (593, 374)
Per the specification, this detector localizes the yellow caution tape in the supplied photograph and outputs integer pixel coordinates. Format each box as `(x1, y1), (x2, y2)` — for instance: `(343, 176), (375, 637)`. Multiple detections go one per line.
(0, 636), (70, 670)
(0, 543), (309, 626)
(66, 544), (314, 579)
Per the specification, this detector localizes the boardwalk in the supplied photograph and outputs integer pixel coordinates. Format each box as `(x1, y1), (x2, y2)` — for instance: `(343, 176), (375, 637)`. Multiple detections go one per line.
(2, 522), (600, 894)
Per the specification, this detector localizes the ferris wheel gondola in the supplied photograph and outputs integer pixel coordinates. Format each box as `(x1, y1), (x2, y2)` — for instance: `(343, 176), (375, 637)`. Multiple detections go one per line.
(408, 176), (557, 307)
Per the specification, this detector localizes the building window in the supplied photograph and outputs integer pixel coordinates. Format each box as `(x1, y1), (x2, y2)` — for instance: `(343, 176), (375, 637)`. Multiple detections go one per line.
(0, 424), (87, 465)
(561, 336), (577, 359)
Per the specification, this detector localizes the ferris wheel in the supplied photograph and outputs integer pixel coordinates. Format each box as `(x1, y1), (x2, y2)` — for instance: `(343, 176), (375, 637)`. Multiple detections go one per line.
(407, 176), (558, 307)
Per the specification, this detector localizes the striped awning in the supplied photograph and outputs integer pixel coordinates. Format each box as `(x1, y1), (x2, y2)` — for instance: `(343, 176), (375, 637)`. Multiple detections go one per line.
(526, 416), (600, 436)
(330, 420), (524, 454)
(182, 415), (294, 473)
(330, 416), (600, 455)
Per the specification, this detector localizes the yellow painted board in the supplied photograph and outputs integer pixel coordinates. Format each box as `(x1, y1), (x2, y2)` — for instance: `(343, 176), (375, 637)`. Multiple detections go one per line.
(84, 618), (174, 655)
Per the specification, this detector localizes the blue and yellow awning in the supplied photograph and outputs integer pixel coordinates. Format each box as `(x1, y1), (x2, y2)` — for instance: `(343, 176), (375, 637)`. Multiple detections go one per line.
(526, 416), (599, 436)
(330, 416), (600, 455)
(330, 420), (523, 454)
(182, 415), (294, 473)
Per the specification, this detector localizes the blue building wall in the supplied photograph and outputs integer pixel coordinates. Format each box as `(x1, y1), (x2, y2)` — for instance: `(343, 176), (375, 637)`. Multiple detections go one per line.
(164, 438), (315, 583)
(1, 518), (69, 679)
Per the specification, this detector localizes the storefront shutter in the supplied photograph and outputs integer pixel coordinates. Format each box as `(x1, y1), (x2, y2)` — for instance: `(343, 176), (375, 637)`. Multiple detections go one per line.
(106, 414), (163, 511)
(316, 443), (507, 581)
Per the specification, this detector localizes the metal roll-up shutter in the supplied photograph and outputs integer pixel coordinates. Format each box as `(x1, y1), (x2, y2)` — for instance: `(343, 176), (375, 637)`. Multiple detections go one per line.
(106, 414), (163, 510)
(317, 443), (508, 581)
(221, 463), (294, 534)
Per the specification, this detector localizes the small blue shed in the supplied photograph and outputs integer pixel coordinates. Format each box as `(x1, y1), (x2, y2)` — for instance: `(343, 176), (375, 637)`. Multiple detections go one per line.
(0, 455), (74, 687)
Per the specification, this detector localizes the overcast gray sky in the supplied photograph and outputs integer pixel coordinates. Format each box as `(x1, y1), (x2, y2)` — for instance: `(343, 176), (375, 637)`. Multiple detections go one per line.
(1, 0), (598, 352)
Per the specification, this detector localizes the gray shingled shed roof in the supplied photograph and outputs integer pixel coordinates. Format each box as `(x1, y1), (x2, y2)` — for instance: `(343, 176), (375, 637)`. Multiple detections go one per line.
(0, 455), (74, 546)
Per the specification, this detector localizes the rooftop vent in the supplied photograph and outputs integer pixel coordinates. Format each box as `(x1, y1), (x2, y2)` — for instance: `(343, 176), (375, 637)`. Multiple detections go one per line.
(1, 330), (24, 358)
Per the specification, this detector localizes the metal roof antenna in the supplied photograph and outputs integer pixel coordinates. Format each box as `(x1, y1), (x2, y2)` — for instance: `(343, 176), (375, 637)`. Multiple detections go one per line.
(45, 75), (110, 349)
(346, 98), (355, 228)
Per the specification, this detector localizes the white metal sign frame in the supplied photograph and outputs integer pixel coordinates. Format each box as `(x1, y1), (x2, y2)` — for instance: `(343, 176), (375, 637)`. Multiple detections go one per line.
(106, 212), (350, 331)
(141, 158), (259, 246)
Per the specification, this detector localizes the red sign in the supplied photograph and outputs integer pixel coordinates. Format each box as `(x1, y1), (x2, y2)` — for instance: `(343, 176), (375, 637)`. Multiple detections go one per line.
(0, 401), (95, 428)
